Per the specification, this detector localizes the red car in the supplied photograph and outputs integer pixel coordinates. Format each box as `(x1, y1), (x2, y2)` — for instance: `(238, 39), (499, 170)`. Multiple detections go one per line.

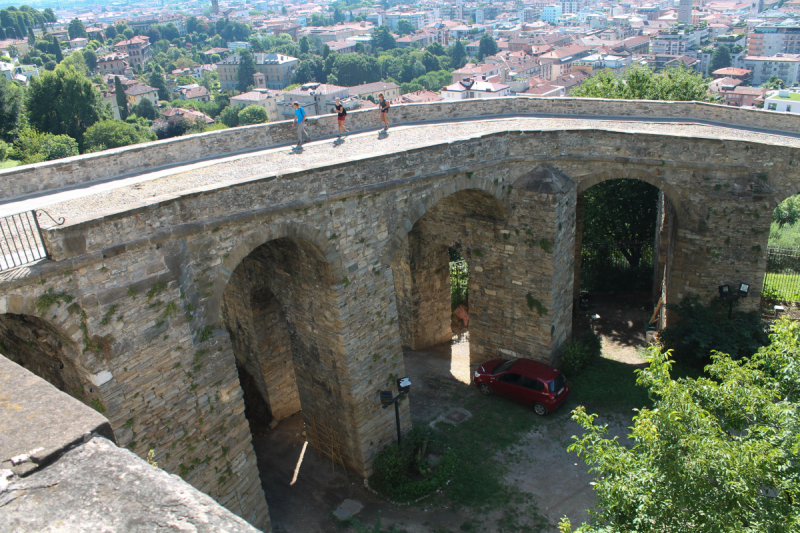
(473, 358), (569, 416)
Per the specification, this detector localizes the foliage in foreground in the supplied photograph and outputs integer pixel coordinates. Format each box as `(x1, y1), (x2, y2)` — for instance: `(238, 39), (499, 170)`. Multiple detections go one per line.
(660, 296), (769, 365)
(561, 318), (800, 533)
(571, 65), (714, 102)
(557, 331), (601, 378)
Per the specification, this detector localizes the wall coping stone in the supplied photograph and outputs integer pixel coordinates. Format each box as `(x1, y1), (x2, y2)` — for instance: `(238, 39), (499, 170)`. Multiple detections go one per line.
(3, 96), (800, 202)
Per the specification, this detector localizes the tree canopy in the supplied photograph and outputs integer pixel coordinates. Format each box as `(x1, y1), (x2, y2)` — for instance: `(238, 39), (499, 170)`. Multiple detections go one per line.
(83, 119), (156, 152)
(237, 104), (268, 125)
(67, 18), (86, 39)
(708, 45), (732, 75)
(237, 50), (257, 92)
(371, 26), (397, 52)
(26, 65), (109, 147)
(0, 74), (23, 143)
(397, 19), (415, 36)
(478, 34), (498, 60)
(571, 65), (713, 102)
(562, 318), (800, 533)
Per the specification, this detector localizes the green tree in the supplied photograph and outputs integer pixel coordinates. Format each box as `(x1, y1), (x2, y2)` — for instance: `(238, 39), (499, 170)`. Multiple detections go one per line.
(291, 56), (325, 84)
(148, 70), (170, 101)
(67, 18), (86, 39)
(477, 33), (498, 60)
(83, 49), (97, 71)
(237, 49), (257, 92)
(449, 40), (467, 69)
(83, 119), (156, 152)
(26, 65), (110, 147)
(299, 35), (310, 54)
(708, 45), (732, 75)
(773, 194), (800, 227)
(219, 105), (240, 127)
(562, 318), (800, 533)
(572, 65), (713, 102)
(114, 75), (129, 120)
(582, 179), (659, 267)
(0, 74), (23, 143)
(237, 104), (268, 125)
(330, 53), (381, 86)
(105, 25), (117, 39)
(131, 98), (157, 121)
(13, 127), (78, 163)
(371, 26), (396, 52)
(761, 75), (785, 90)
(397, 19), (414, 36)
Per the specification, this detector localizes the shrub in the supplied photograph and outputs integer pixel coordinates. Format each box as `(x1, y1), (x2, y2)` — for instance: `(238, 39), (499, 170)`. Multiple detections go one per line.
(218, 105), (239, 127)
(237, 104), (268, 125)
(0, 140), (7, 161)
(660, 296), (769, 366)
(83, 119), (156, 152)
(369, 426), (456, 502)
(557, 331), (601, 377)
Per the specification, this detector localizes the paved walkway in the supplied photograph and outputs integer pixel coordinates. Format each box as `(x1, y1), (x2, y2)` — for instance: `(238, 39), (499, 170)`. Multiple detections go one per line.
(4, 114), (800, 223)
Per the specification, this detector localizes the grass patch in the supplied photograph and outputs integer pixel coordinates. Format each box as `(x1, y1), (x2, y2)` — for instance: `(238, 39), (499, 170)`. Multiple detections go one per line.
(0, 160), (20, 170)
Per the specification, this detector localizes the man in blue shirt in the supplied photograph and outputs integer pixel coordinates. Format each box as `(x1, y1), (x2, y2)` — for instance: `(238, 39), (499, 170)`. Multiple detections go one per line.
(293, 101), (311, 146)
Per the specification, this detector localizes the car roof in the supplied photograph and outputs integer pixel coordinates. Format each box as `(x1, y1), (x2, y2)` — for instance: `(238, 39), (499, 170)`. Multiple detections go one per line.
(510, 358), (560, 380)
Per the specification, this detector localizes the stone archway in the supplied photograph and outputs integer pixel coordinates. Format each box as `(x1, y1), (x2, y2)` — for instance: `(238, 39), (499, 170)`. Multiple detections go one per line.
(219, 234), (361, 475)
(0, 313), (102, 409)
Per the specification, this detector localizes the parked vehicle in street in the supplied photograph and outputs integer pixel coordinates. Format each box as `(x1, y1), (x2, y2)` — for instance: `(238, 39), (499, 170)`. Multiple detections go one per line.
(473, 358), (569, 415)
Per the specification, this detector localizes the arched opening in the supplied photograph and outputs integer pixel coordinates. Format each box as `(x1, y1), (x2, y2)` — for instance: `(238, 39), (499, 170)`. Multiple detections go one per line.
(762, 194), (800, 309)
(220, 235), (358, 529)
(574, 179), (676, 360)
(390, 188), (508, 420)
(0, 313), (99, 407)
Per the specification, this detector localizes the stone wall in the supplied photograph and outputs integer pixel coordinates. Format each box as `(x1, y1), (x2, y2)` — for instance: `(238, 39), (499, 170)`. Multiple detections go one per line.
(5, 96), (800, 200)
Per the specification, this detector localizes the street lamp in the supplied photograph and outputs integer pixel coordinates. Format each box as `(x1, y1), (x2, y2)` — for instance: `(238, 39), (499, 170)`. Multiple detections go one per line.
(719, 282), (749, 319)
(380, 377), (411, 444)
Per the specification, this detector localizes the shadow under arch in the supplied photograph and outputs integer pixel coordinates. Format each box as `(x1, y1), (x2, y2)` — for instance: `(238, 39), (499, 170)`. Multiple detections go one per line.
(0, 313), (102, 408)
(206, 221), (344, 327)
(217, 233), (364, 483)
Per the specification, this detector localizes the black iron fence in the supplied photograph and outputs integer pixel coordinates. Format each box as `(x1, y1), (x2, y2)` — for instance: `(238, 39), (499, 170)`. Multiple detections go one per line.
(580, 241), (654, 292)
(764, 247), (800, 302)
(450, 260), (468, 310)
(0, 211), (62, 271)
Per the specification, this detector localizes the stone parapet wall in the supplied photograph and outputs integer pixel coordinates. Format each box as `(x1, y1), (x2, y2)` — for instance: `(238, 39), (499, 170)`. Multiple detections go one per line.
(3, 97), (800, 201)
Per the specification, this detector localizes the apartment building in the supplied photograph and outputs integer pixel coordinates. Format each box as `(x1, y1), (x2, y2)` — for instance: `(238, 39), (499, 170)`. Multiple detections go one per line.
(385, 12), (428, 31)
(748, 25), (800, 56)
(217, 53), (299, 91)
(114, 36), (152, 69)
(742, 54), (800, 85)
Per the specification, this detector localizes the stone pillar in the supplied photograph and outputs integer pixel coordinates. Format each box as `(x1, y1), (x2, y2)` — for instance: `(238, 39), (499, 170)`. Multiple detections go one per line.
(407, 232), (452, 350)
(573, 192), (584, 301)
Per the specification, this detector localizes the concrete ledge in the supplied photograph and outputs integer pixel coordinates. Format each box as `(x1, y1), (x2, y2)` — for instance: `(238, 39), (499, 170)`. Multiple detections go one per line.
(0, 355), (262, 532)
(0, 354), (114, 476)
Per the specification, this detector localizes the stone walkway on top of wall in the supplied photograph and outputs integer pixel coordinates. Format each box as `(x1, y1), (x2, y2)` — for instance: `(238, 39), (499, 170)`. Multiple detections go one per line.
(6, 115), (800, 225)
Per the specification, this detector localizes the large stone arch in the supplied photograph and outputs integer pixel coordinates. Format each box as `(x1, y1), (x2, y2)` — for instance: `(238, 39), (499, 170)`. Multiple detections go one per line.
(206, 220), (344, 327)
(574, 166), (688, 226)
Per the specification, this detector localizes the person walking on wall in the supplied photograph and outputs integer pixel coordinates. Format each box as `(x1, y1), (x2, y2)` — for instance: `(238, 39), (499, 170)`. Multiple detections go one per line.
(378, 93), (390, 132)
(293, 101), (310, 146)
(334, 97), (349, 137)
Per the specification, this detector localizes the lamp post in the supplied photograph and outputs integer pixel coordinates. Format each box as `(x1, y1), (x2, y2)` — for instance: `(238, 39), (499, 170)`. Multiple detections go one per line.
(380, 377), (411, 444)
(718, 282), (749, 319)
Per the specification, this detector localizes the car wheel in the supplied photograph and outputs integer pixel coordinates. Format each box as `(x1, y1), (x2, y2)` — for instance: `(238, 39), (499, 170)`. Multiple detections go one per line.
(533, 402), (548, 416)
(479, 383), (493, 396)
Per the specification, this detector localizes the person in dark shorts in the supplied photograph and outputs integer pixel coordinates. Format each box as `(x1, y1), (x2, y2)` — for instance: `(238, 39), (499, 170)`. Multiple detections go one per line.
(378, 93), (390, 131)
(334, 97), (349, 137)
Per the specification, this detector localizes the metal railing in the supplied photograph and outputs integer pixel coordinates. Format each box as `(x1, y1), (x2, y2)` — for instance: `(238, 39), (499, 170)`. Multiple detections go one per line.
(580, 241), (654, 292)
(0, 210), (63, 271)
(764, 247), (800, 302)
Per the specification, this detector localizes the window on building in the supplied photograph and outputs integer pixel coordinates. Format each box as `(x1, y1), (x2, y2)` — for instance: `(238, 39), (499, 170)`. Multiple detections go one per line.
(769, 102), (777, 110)
(788, 105), (793, 112)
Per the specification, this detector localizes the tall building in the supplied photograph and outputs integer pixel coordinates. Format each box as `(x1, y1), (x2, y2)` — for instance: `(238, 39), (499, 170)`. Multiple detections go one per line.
(750, 0), (763, 17)
(541, 4), (562, 23)
(678, 0), (693, 24)
(114, 36), (152, 69)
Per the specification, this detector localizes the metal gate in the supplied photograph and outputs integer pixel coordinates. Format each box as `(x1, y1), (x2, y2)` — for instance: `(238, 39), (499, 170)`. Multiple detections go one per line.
(764, 247), (800, 301)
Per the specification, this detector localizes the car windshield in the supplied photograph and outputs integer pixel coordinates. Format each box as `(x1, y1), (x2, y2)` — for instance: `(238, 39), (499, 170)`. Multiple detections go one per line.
(493, 359), (517, 374)
(548, 373), (566, 393)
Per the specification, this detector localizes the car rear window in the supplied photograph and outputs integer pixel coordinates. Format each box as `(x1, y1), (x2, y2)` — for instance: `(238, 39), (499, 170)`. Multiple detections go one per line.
(548, 374), (566, 393)
(493, 359), (517, 374)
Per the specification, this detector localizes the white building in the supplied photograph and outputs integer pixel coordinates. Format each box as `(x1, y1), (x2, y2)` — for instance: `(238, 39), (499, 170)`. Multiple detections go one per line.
(385, 12), (428, 31)
(230, 89), (284, 122)
(441, 77), (510, 99)
(764, 89), (800, 112)
(743, 54), (800, 85)
(542, 5), (563, 23)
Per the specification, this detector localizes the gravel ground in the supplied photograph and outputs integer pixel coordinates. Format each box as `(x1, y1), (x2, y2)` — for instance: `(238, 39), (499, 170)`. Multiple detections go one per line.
(13, 116), (800, 224)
